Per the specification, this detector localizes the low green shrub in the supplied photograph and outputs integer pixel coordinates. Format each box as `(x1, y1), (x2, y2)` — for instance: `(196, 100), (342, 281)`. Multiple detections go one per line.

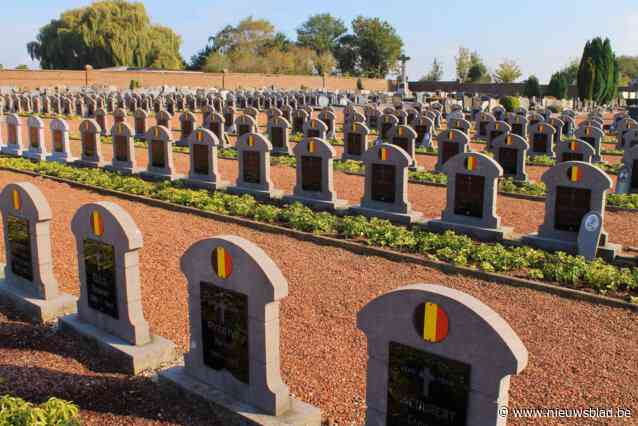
(500, 96), (520, 112)
(0, 394), (80, 426)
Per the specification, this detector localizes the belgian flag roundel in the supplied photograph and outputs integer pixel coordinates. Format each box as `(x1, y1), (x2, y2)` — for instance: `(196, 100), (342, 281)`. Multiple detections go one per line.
(212, 246), (233, 279)
(567, 165), (582, 182)
(413, 302), (448, 343)
(90, 210), (104, 237)
(464, 156), (477, 171)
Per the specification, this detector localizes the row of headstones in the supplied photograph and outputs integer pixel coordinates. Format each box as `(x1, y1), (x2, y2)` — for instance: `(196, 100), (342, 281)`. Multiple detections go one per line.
(0, 114), (625, 257)
(0, 182), (528, 425)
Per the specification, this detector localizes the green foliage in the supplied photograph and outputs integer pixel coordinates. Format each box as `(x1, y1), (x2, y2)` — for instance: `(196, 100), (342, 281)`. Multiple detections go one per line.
(547, 72), (568, 99)
(577, 37), (618, 104)
(296, 14), (347, 56)
(523, 75), (542, 98)
(0, 157), (636, 297)
(617, 55), (638, 85)
(356, 78), (364, 90)
(420, 58), (444, 82)
(27, 0), (183, 70)
(0, 395), (80, 426)
(492, 59), (522, 83)
(559, 59), (580, 85)
(526, 155), (555, 166)
(129, 79), (141, 90)
(467, 63), (490, 83)
(499, 96), (520, 112)
(15, 65), (29, 70)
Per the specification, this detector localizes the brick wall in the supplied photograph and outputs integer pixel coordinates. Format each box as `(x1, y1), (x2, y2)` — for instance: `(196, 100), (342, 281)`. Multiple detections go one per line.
(0, 69), (390, 92)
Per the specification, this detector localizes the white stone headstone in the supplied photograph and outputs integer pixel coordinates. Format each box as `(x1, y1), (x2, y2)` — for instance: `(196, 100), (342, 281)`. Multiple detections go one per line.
(577, 211), (603, 261)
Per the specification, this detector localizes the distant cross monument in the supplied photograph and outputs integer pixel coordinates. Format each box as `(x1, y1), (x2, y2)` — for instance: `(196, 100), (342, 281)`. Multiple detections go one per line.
(398, 53), (411, 98)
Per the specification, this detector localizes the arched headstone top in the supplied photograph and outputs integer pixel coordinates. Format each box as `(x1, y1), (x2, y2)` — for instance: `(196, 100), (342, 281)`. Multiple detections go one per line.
(79, 118), (102, 134)
(0, 182), (52, 221)
(50, 117), (69, 131)
(27, 115), (44, 128)
(111, 121), (133, 137)
(293, 137), (335, 158)
(145, 125), (172, 142)
(541, 161), (612, 191)
(575, 125), (604, 139)
(305, 118), (328, 131)
(181, 235), (288, 303)
(563, 139), (596, 156)
(436, 128), (470, 144)
(187, 127), (220, 146)
(134, 108), (148, 118)
(492, 133), (529, 150)
(235, 114), (257, 126)
(363, 143), (411, 167)
(528, 122), (556, 135)
(443, 151), (503, 178)
(6, 113), (21, 125)
(270, 116), (290, 128)
(357, 283), (528, 374)
(71, 201), (143, 251)
(388, 124), (417, 140)
(236, 132), (272, 151)
(180, 110), (196, 121)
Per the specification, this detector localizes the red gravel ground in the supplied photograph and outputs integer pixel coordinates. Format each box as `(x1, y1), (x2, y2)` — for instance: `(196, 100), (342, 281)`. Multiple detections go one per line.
(0, 171), (636, 425)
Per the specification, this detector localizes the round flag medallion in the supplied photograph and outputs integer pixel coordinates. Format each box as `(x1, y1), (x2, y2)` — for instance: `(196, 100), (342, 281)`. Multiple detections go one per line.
(413, 302), (448, 343)
(212, 246), (233, 279)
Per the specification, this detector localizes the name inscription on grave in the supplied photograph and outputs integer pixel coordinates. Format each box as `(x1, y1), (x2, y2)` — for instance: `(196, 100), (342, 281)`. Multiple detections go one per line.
(387, 341), (470, 426)
(200, 282), (249, 384)
(84, 238), (118, 319)
(8, 215), (33, 281)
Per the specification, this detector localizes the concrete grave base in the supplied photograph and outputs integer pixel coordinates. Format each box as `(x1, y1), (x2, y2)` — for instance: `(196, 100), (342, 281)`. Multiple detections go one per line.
(0, 278), (76, 323)
(1, 147), (23, 156)
(282, 195), (349, 212)
(181, 178), (230, 191)
(139, 171), (184, 182)
(522, 234), (621, 262)
(175, 140), (189, 148)
(427, 220), (514, 242)
(46, 153), (77, 164)
(158, 366), (321, 426)
(74, 160), (107, 168)
(349, 205), (426, 226)
(227, 186), (284, 202)
(271, 147), (292, 156)
(22, 151), (47, 162)
(59, 314), (176, 375)
(104, 165), (142, 176)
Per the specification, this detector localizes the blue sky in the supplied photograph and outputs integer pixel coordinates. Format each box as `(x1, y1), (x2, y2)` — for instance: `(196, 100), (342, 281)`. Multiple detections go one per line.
(3, 0), (638, 82)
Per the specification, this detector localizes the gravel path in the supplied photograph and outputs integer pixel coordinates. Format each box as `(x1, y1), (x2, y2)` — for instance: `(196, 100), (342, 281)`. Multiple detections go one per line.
(0, 170), (636, 425)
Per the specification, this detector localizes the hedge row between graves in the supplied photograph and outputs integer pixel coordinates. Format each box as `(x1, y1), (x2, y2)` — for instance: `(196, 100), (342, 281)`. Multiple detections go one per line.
(0, 394), (80, 426)
(1, 156), (636, 302)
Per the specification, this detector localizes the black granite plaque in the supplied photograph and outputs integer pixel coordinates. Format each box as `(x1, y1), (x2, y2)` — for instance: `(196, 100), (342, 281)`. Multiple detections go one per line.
(200, 281), (249, 383)
(632, 160), (638, 191)
(441, 142), (459, 166)
(84, 238), (118, 319)
(53, 130), (64, 152)
(478, 121), (488, 137)
(386, 341), (470, 426)
(243, 151), (261, 184)
(554, 186), (591, 232)
(82, 132), (96, 157)
(489, 130), (503, 143)
(581, 136), (596, 149)
(561, 152), (583, 162)
(371, 164), (395, 203)
(512, 123), (524, 137)
(498, 147), (518, 176)
(238, 124), (251, 138)
(182, 120), (193, 137)
(454, 174), (484, 218)
(158, 118), (169, 128)
(532, 133), (548, 153)
(7, 215), (33, 282)
(381, 123), (393, 141)
(29, 127), (39, 148)
(306, 128), (320, 139)
(393, 137), (409, 153)
(347, 133), (363, 156)
(193, 144), (209, 175)
(114, 115), (125, 125)
(224, 113), (233, 127)
(150, 140), (165, 168)
(135, 118), (146, 135)
(271, 126), (285, 148)
(114, 135), (128, 162)
(415, 126), (429, 143)
(207, 121), (222, 140)
(301, 156), (322, 192)
(96, 115), (106, 130)
(293, 117), (305, 134)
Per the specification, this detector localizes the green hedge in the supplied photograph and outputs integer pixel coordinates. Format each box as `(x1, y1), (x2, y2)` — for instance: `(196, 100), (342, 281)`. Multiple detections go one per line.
(0, 395), (80, 426)
(1, 157), (636, 300)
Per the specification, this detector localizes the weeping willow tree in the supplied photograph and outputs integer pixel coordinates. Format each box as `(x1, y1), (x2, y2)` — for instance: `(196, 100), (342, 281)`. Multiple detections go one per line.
(27, 0), (184, 70)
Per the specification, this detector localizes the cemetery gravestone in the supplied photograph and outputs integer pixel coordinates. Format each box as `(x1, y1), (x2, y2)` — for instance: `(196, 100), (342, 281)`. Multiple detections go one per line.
(178, 111), (197, 146)
(206, 112), (230, 149)
(156, 110), (173, 129)
(350, 144), (424, 225)
(228, 133), (283, 201)
(357, 283), (528, 426)
(235, 114), (258, 139)
(412, 115), (436, 149)
(75, 119), (105, 168)
(133, 108), (148, 140)
(105, 122), (138, 175)
(159, 235), (321, 425)
(268, 116), (292, 156)
(615, 145), (638, 194)
(527, 122), (556, 158)
(622, 128), (638, 149)
(139, 125), (182, 180)
(577, 211), (603, 261)
(615, 118), (638, 148)
(342, 121), (370, 161)
(284, 137), (348, 211)
(184, 128), (229, 190)
(318, 109), (336, 139)
(60, 202), (175, 374)
(47, 118), (76, 163)
(574, 126), (604, 163)
(24, 116), (47, 161)
(522, 162), (619, 260)
(557, 139), (595, 163)
(475, 112), (496, 139)
(1, 114), (23, 156)
(492, 133), (529, 181)
(0, 183), (76, 323)
(485, 120), (511, 151)
(507, 113), (528, 139)
(435, 129), (471, 172)
(447, 118), (471, 136)
(377, 114), (399, 144)
(95, 108), (110, 137)
(388, 124), (419, 170)
(303, 118), (328, 140)
(292, 109), (308, 135)
(428, 152), (513, 241)
(548, 117), (564, 146)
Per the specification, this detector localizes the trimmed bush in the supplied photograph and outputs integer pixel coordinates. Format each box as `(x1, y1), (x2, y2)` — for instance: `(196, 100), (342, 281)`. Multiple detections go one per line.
(0, 395), (81, 426)
(500, 96), (520, 112)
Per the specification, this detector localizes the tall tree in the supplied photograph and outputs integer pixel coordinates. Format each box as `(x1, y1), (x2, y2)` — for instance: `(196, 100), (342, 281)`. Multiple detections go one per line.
(559, 59), (580, 85)
(348, 16), (403, 78)
(493, 59), (522, 83)
(27, 0), (183, 70)
(523, 75), (542, 98)
(455, 47), (472, 82)
(577, 37), (618, 104)
(547, 72), (568, 99)
(297, 14), (347, 55)
(420, 58), (443, 81)
(578, 56), (596, 101)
